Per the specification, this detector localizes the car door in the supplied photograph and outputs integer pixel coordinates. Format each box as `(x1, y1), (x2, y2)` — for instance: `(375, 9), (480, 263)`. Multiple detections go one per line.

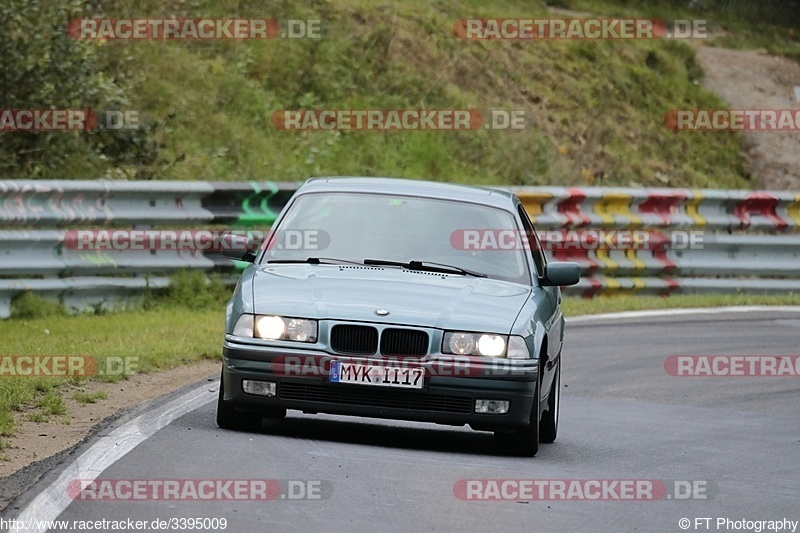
(516, 204), (561, 400)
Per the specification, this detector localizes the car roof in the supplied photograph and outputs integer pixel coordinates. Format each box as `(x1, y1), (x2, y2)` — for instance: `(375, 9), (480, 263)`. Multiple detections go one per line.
(296, 177), (518, 210)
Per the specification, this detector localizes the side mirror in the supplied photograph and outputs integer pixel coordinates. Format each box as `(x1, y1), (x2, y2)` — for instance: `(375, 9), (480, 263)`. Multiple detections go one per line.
(541, 262), (580, 286)
(220, 233), (257, 263)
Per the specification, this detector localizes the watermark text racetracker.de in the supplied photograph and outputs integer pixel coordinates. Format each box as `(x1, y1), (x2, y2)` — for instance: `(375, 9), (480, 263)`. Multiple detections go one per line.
(453, 479), (717, 500)
(0, 356), (138, 378)
(272, 354), (533, 379)
(68, 18), (322, 40)
(453, 18), (708, 40)
(64, 228), (707, 253)
(678, 517), (798, 532)
(451, 229), (705, 251)
(665, 355), (800, 377)
(67, 478), (332, 501)
(665, 109), (800, 131)
(63, 229), (327, 253)
(271, 109), (528, 131)
(0, 109), (142, 131)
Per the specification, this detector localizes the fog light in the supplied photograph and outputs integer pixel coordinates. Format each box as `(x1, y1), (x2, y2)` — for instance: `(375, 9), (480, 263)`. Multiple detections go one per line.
(242, 380), (276, 397)
(475, 399), (509, 414)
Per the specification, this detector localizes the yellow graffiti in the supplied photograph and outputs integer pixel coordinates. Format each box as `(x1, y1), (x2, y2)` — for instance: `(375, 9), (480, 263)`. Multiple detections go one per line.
(518, 192), (552, 223)
(625, 249), (646, 270)
(788, 194), (800, 227)
(595, 193), (640, 226)
(686, 190), (707, 226)
(595, 249), (618, 271)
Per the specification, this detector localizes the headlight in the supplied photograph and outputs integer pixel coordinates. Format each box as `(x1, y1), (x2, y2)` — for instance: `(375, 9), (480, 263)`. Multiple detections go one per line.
(232, 314), (317, 343)
(447, 332), (476, 355)
(256, 315), (286, 340)
(443, 332), (508, 357)
(477, 335), (505, 356)
(285, 318), (316, 342)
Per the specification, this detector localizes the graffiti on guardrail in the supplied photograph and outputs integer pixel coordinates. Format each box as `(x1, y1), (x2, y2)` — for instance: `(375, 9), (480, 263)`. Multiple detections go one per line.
(0, 182), (113, 224)
(1, 181), (799, 316)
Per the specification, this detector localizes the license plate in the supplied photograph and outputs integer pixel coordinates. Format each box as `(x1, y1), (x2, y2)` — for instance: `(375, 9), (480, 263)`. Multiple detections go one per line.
(330, 361), (424, 389)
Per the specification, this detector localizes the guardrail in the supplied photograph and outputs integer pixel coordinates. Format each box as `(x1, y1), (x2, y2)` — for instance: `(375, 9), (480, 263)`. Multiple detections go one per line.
(0, 180), (297, 226)
(1, 180), (798, 316)
(515, 187), (800, 231)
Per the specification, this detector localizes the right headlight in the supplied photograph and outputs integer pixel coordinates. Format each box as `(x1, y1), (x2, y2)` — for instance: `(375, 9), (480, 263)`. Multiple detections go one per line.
(442, 332), (530, 359)
(443, 332), (507, 357)
(232, 314), (317, 343)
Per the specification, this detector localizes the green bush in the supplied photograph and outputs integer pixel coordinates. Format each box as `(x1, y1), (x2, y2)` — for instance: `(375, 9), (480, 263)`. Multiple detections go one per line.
(10, 292), (67, 320)
(160, 270), (232, 310)
(0, 0), (157, 178)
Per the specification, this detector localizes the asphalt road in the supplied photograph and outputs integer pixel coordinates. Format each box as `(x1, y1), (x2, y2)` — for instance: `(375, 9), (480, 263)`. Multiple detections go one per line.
(6, 308), (800, 533)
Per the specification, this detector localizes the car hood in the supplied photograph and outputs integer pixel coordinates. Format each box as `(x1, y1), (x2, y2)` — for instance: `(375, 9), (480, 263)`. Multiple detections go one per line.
(250, 264), (530, 333)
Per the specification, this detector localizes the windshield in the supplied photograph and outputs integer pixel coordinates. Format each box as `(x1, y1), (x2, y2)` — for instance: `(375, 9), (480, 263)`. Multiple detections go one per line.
(260, 192), (531, 285)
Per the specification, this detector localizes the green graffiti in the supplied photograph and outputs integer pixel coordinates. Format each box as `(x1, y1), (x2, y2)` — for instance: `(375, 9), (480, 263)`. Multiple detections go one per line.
(79, 252), (118, 268)
(237, 182), (280, 227)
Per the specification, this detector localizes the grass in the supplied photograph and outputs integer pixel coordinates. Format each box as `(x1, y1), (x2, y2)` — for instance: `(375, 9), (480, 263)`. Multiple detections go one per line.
(73, 391), (109, 404)
(0, 271), (227, 439)
(0, 307), (225, 370)
(26, 0), (772, 188)
(36, 393), (67, 416)
(0, 379), (34, 412)
(9, 293), (67, 320)
(0, 438), (10, 462)
(0, 411), (14, 437)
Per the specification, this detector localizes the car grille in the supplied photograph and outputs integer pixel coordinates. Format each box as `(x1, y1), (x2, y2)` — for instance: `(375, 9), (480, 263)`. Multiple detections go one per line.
(380, 328), (429, 357)
(330, 325), (378, 355)
(279, 382), (473, 414)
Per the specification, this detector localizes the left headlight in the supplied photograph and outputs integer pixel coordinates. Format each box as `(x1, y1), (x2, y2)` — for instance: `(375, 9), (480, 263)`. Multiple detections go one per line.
(232, 314), (317, 343)
(443, 332), (507, 357)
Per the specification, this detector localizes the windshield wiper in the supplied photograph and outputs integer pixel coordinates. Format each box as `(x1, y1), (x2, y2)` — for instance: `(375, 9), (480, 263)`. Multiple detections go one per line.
(363, 259), (487, 278)
(266, 257), (363, 265)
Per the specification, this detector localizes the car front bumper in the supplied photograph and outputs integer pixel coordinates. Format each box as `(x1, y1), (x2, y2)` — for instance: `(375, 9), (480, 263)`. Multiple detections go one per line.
(221, 340), (538, 431)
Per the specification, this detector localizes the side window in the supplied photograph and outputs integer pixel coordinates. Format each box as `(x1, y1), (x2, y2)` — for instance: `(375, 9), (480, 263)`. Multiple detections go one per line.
(517, 205), (546, 277)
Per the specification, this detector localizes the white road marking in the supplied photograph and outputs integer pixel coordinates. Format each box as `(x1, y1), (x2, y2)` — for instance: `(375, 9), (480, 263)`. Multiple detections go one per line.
(567, 305), (800, 324)
(10, 383), (215, 533)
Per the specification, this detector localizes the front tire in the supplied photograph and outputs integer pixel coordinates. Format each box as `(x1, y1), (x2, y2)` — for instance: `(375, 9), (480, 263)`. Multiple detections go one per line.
(216, 373), (263, 431)
(494, 383), (540, 457)
(539, 363), (560, 443)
